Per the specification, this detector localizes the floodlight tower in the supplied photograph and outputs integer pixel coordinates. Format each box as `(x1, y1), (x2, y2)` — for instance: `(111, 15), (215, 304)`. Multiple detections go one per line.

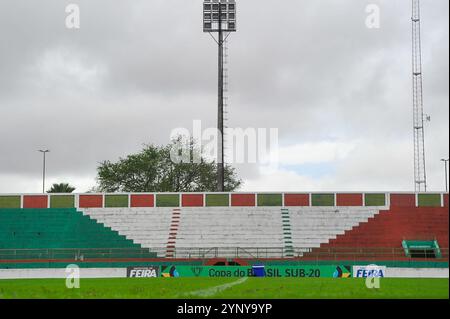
(203, 0), (237, 192)
(412, 0), (428, 192)
(38, 149), (50, 193)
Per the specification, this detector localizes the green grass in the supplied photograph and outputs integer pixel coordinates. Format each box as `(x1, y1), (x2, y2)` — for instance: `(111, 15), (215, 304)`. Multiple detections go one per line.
(0, 278), (447, 299)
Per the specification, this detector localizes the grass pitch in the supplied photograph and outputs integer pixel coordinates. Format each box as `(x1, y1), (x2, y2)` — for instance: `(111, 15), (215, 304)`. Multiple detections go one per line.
(0, 278), (448, 299)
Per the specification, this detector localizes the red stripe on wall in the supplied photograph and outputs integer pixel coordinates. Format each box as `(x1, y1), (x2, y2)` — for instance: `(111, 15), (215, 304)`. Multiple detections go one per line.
(79, 195), (103, 208)
(23, 195), (48, 208)
(231, 194), (255, 207)
(284, 194), (309, 207)
(182, 194), (204, 207)
(130, 194), (154, 208)
(390, 194), (416, 207)
(336, 194), (363, 206)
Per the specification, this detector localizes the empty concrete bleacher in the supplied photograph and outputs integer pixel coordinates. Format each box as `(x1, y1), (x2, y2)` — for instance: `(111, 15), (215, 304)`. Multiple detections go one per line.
(288, 207), (381, 256)
(82, 207), (383, 258)
(82, 208), (173, 257)
(304, 206), (449, 261)
(0, 208), (155, 260)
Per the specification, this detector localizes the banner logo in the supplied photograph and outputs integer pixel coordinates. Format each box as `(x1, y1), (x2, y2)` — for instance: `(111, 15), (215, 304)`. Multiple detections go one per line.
(333, 266), (352, 278)
(162, 266), (180, 278)
(127, 267), (159, 278)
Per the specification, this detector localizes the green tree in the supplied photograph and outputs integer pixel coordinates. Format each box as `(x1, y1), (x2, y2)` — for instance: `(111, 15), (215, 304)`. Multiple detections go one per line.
(47, 183), (76, 193)
(96, 139), (242, 192)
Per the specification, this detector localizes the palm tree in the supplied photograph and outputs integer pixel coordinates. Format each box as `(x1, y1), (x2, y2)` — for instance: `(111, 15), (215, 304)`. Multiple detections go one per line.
(47, 183), (76, 193)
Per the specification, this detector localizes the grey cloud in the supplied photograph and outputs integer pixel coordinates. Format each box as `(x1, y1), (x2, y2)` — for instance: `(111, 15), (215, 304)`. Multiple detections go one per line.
(0, 0), (448, 192)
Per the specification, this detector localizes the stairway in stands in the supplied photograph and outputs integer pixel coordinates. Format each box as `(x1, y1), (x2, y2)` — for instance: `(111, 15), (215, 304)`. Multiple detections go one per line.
(166, 209), (181, 258)
(281, 208), (294, 258)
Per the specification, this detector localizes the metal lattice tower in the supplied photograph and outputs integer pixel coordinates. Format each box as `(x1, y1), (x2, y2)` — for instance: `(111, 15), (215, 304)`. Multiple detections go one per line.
(412, 0), (427, 192)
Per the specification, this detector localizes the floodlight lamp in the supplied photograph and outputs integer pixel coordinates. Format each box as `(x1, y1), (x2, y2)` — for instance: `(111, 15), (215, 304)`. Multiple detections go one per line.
(203, 0), (237, 33)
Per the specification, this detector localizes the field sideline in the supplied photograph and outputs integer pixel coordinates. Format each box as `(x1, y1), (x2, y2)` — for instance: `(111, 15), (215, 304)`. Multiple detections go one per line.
(0, 278), (448, 299)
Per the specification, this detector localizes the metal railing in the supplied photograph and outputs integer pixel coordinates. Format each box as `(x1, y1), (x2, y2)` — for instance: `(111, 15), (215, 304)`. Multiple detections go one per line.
(0, 247), (448, 261)
(0, 247), (155, 261)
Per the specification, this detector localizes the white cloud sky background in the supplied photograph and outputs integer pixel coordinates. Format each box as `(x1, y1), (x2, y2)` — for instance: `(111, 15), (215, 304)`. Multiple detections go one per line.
(0, 0), (448, 193)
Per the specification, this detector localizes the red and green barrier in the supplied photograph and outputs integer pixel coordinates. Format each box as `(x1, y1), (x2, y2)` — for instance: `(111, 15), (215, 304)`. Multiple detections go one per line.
(0, 192), (447, 209)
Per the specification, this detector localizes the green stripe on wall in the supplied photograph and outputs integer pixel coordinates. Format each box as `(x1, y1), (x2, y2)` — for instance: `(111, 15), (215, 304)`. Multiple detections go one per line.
(105, 195), (129, 208)
(205, 194), (229, 207)
(365, 194), (386, 206)
(156, 194), (180, 207)
(418, 194), (441, 207)
(311, 194), (334, 206)
(257, 194), (282, 206)
(0, 196), (21, 208)
(50, 195), (74, 208)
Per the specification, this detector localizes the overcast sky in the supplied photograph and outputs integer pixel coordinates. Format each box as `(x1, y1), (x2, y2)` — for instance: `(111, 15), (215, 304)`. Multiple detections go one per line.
(0, 0), (448, 193)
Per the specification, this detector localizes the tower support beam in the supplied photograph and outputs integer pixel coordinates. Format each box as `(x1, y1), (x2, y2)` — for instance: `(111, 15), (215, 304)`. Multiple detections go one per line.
(412, 0), (427, 192)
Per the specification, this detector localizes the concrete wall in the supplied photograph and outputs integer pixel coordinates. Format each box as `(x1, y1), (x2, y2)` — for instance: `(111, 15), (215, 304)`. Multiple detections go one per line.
(385, 267), (449, 278)
(0, 268), (126, 279)
(0, 192), (448, 209)
(0, 267), (448, 279)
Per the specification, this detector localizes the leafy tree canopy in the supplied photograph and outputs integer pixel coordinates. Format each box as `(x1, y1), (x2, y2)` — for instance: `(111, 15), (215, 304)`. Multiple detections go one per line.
(96, 138), (241, 193)
(47, 183), (76, 193)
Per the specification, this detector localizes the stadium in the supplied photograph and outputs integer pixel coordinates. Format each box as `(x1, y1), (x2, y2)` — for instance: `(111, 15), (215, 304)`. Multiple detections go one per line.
(0, 191), (448, 299)
(0, 0), (449, 304)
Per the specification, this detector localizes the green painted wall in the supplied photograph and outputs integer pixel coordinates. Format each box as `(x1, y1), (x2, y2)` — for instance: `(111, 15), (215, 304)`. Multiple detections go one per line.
(205, 194), (229, 207)
(312, 194), (334, 206)
(50, 195), (74, 208)
(0, 196), (21, 209)
(365, 194), (386, 206)
(418, 194), (441, 207)
(156, 194), (180, 207)
(258, 194), (282, 206)
(105, 195), (129, 208)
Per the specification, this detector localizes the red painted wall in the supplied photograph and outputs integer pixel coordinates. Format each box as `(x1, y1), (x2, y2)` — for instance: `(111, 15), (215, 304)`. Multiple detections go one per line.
(131, 194), (154, 207)
(182, 194), (204, 207)
(444, 194), (449, 208)
(319, 207), (449, 249)
(23, 195), (48, 208)
(284, 194), (309, 206)
(337, 194), (363, 206)
(390, 194), (416, 207)
(79, 195), (103, 208)
(231, 194), (255, 207)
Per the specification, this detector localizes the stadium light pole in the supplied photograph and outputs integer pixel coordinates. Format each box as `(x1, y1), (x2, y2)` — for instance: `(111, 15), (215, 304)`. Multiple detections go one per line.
(38, 150), (50, 193)
(203, 0), (237, 192)
(441, 159), (449, 193)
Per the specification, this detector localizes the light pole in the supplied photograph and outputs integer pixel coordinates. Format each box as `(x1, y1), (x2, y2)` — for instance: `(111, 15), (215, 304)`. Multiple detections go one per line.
(203, 0), (237, 191)
(441, 159), (449, 193)
(38, 150), (50, 193)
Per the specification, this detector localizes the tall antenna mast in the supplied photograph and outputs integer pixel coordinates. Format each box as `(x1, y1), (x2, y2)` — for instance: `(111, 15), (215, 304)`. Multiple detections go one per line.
(203, 0), (237, 191)
(412, 0), (427, 192)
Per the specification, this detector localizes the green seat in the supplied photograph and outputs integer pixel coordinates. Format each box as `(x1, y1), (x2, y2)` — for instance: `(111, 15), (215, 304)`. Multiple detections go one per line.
(0, 208), (156, 259)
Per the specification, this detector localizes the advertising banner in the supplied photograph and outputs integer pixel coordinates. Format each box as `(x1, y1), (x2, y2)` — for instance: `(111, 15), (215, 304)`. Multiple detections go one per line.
(160, 265), (352, 278)
(127, 266), (160, 278)
(353, 265), (386, 278)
